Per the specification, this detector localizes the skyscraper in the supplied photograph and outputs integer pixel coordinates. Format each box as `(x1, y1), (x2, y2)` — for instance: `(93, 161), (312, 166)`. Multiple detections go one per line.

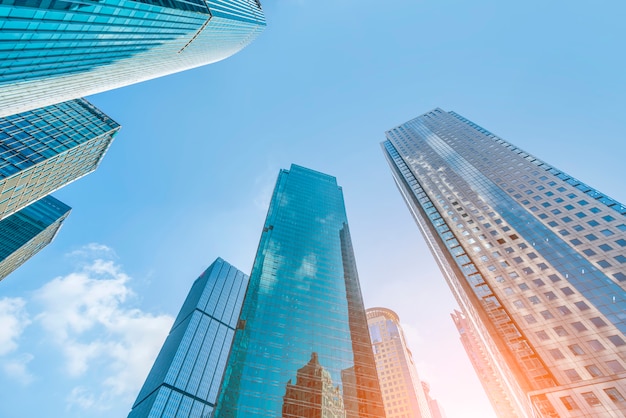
(0, 0), (266, 116)
(215, 164), (386, 417)
(0, 195), (70, 282)
(366, 307), (433, 418)
(0, 98), (120, 221)
(451, 309), (516, 417)
(128, 257), (249, 418)
(382, 108), (626, 417)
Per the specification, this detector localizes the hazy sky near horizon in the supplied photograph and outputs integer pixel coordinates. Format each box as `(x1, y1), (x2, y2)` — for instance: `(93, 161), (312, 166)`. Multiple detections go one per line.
(1, 1), (626, 417)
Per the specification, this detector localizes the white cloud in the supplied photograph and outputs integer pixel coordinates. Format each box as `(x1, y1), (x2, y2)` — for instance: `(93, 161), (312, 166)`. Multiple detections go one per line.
(66, 243), (116, 259)
(33, 251), (174, 410)
(2, 353), (34, 385)
(0, 297), (29, 356)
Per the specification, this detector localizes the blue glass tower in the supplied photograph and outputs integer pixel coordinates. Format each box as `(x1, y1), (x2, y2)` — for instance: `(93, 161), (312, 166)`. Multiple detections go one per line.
(0, 98), (120, 221)
(0, 195), (70, 282)
(382, 108), (626, 417)
(128, 257), (249, 418)
(0, 0), (266, 116)
(215, 165), (385, 418)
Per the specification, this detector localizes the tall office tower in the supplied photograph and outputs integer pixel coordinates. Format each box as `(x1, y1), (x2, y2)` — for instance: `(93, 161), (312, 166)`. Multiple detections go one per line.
(366, 307), (433, 418)
(382, 108), (626, 417)
(451, 309), (515, 418)
(215, 164), (386, 417)
(0, 0), (266, 116)
(0, 98), (120, 221)
(420, 382), (444, 418)
(128, 258), (249, 418)
(0, 195), (70, 282)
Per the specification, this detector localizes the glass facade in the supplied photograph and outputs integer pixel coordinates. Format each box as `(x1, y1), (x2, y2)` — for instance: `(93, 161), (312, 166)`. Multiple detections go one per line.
(451, 309), (517, 418)
(128, 257), (249, 418)
(0, 0), (266, 116)
(0, 194), (70, 282)
(382, 108), (626, 417)
(366, 307), (433, 418)
(0, 98), (120, 220)
(215, 164), (386, 418)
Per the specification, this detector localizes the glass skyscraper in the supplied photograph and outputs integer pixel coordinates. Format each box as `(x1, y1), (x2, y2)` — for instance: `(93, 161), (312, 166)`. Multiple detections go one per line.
(0, 98), (120, 221)
(366, 307), (433, 418)
(382, 108), (626, 417)
(451, 309), (516, 418)
(0, 0), (266, 116)
(0, 195), (70, 282)
(215, 164), (386, 417)
(129, 257), (249, 418)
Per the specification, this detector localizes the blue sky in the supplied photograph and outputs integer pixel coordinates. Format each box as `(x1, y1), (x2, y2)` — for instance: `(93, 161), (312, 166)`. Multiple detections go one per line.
(1, 1), (626, 417)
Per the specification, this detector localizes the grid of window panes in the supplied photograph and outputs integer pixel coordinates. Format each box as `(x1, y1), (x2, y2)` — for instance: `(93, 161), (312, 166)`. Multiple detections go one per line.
(451, 310), (520, 418)
(367, 308), (432, 418)
(0, 98), (120, 220)
(383, 108), (626, 417)
(215, 165), (385, 418)
(129, 258), (249, 418)
(0, 0), (265, 116)
(0, 195), (70, 282)
(382, 139), (533, 418)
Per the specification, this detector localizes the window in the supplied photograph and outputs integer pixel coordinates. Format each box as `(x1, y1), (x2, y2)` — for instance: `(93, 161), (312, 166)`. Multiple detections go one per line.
(613, 272), (626, 282)
(604, 387), (625, 402)
(583, 249), (597, 256)
(590, 317), (608, 328)
(564, 368), (581, 382)
(544, 291), (557, 300)
(587, 220), (599, 227)
(532, 278), (545, 287)
(584, 233), (598, 241)
(599, 244), (613, 252)
(574, 301), (590, 311)
(571, 321), (587, 332)
(557, 305), (572, 315)
(513, 256), (523, 264)
(601, 229), (615, 236)
(561, 287), (574, 296)
(587, 339), (605, 352)
(606, 360), (626, 374)
(513, 300), (525, 309)
(524, 314), (537, 324)
(608, 335), (626, 347)
(548, 274), (561, 283)
(536, 330), (550, 340)
(585, 365), (603, 377)
(570, 238), (582, 246)
(575, 211), (587, 219)
(581, 392), (601, 407)
(540, 310), (554, 319)
(549, 349), (565, 359)
(554, 326), (569, 336)
(603, 215), (615, 222)
(518, 283), (529, 291)
(560, 396), (578, 411)
(569, 344), (585, 355)
(597, 260), (612, 268)
(528, 296), (540, 304)
(615, 255), (626, 264)
(616, 239), (626, 247)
